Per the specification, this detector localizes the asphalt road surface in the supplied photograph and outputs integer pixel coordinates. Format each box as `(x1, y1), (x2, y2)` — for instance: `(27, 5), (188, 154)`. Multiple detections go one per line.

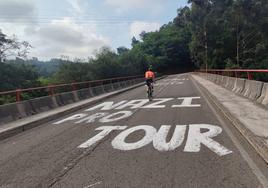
(0, 74), (267, 188)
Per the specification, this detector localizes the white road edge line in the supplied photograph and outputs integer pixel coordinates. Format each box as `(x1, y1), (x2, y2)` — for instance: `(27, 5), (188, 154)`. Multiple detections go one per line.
(191, 76), (268, 187)
(84, 181), (102, 188)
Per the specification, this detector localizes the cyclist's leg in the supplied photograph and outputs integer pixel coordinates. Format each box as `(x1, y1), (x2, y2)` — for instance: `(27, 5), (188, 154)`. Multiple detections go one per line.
(149, 79), (154, 91)
(146, 79), (150, 93)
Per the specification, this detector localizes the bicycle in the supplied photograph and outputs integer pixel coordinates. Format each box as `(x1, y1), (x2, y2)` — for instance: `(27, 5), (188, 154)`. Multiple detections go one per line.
(147, 82), (153, 101)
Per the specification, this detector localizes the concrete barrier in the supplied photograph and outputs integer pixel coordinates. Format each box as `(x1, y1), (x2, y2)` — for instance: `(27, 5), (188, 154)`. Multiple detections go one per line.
(210, 74), (217, 82)
(221, 76), (228, 87)
(215, 75), (222, 85)
(199, 72), (268, 108)
(29, 96), (57, 113)
(246, 80), (262, 99)
(257, 83), (268, 107)
(56, 92), (77, 106)
(113, 82), (121, 90)
(77, 88), (93, 100)
(120, 81), (127, 88)
(92, 86), (105, 96)
(126, 80), (133, 87)
(0, 103), (21, 125)
(17, 101), (36, 117)
(225, 77), (236, 90)
(232, 78), (246, 94)
(242, 80), (264, 100)
(103, 84), (114, 92)
(0, 78), (147, 125)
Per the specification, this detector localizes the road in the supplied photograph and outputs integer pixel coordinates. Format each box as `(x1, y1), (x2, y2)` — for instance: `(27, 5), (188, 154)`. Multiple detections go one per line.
(0, 74), (267, 188)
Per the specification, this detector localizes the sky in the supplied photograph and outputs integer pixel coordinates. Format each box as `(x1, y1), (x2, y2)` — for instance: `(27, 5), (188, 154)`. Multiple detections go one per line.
(0, 0), (188, 60)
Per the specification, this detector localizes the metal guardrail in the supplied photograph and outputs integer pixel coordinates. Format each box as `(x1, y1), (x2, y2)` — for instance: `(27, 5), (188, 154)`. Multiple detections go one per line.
(198, 69), (268, 80)
(0, 75), (143, 102)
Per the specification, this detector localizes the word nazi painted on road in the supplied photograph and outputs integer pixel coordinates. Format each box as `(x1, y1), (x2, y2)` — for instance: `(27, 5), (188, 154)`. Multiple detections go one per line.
(53, 97), (202, 125)
(78, 124), (233, 157)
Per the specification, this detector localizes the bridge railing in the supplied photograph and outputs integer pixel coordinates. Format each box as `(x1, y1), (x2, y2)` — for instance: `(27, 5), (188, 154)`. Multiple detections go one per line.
(0, 75), (143, 103)
(198, 69), (268, 80)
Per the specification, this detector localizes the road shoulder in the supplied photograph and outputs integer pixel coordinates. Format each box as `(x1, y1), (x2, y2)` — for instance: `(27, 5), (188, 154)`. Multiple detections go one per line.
(191, 74), (268, 164)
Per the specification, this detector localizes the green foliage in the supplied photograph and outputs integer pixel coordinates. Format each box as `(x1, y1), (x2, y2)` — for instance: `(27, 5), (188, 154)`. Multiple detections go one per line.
(50, 1), (267, 82)
(1, 0), (268, 105)
(0, 62), (41, 91)
(189, 0), (268, 69)
(7, 57), (63, 77)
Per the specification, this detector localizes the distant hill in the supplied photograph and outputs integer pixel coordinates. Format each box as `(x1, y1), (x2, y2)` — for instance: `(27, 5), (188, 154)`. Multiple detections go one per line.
(6, 58), (65, 77)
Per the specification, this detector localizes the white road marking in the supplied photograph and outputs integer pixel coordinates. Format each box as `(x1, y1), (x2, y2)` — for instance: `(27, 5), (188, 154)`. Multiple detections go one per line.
(75, 113), (108, 124)
(53, 96), (202, 125)
(153, 125), (186, 151)
(116, 99), (149, 109)
(85, 101), (127, 111)
(141, 98), (173, 109)
(184, 124), (233, 156)
(99, 111), (133, 123)
(78, 126), (127, 148)
(172, 97), (201, 108)
(53, 114), (87, 124)
(191, 76), (268, 186)
(79, 124), (232, 156)
(84, 181), (102, 188)
(112, 125), (156, 150)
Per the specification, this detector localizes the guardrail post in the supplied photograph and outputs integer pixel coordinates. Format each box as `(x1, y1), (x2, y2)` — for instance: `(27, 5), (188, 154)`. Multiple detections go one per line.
(110, 79), (114, 90)
(71, 83), (76, 91)
(247, 72), (253, 80)
(16, 89), (21, 102)
(101, 81), (105, 93)
(48, 86), (54, 96)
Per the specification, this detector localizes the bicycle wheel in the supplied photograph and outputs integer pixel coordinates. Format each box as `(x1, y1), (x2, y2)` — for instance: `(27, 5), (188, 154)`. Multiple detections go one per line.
(148, 85), (153, 101)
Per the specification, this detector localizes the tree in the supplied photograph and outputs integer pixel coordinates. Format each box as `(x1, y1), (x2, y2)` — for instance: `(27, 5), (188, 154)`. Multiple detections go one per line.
(117, 46), (129, 55)
(0, 30), (32, 62)
(0, 62), (40, 91)
(131, 37), (139, 47)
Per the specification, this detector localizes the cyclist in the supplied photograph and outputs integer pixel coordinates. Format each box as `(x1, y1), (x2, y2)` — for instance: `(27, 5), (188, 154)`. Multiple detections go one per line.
(145, 67), (155, 93)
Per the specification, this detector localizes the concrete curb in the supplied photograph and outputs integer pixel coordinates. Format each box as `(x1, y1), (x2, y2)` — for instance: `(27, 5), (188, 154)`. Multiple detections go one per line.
(243, 80), (264, 100)
(232, 78), (245, 94)
(257, 83), (268, 107)
(0, 76), (166, 140)
(191, 74), (268, 164)
(197, 73), (268, 109)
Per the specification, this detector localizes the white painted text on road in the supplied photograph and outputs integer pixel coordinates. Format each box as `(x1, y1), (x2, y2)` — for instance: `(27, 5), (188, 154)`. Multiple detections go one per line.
(78, 124), (233, 156)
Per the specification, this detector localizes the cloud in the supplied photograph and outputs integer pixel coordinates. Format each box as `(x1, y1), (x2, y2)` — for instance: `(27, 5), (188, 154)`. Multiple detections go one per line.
(67, 0), (83, 14)
(130, 21), (161, 39)
(0, 0), (36, 22)
(0, 0), (111, 60)
(104, 0), (165, 14)
(30, 18), (110, 60)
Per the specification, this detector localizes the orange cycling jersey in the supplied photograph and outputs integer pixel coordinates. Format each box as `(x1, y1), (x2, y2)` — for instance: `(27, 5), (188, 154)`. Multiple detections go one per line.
(145, 71), (155, 79)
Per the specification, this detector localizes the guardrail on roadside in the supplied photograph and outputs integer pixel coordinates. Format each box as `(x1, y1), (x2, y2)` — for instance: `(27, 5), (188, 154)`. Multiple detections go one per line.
(195, 71), (268, 108)
(0, 75), (143, 104)
(198, 69), (268, 80)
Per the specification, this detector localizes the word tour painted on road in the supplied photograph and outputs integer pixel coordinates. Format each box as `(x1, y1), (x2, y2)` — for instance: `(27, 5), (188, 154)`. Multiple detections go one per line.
(78, 124), (233, 157)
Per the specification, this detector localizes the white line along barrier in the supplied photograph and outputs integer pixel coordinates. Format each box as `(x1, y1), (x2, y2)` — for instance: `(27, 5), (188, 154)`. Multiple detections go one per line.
(78, 124), (233, 157)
